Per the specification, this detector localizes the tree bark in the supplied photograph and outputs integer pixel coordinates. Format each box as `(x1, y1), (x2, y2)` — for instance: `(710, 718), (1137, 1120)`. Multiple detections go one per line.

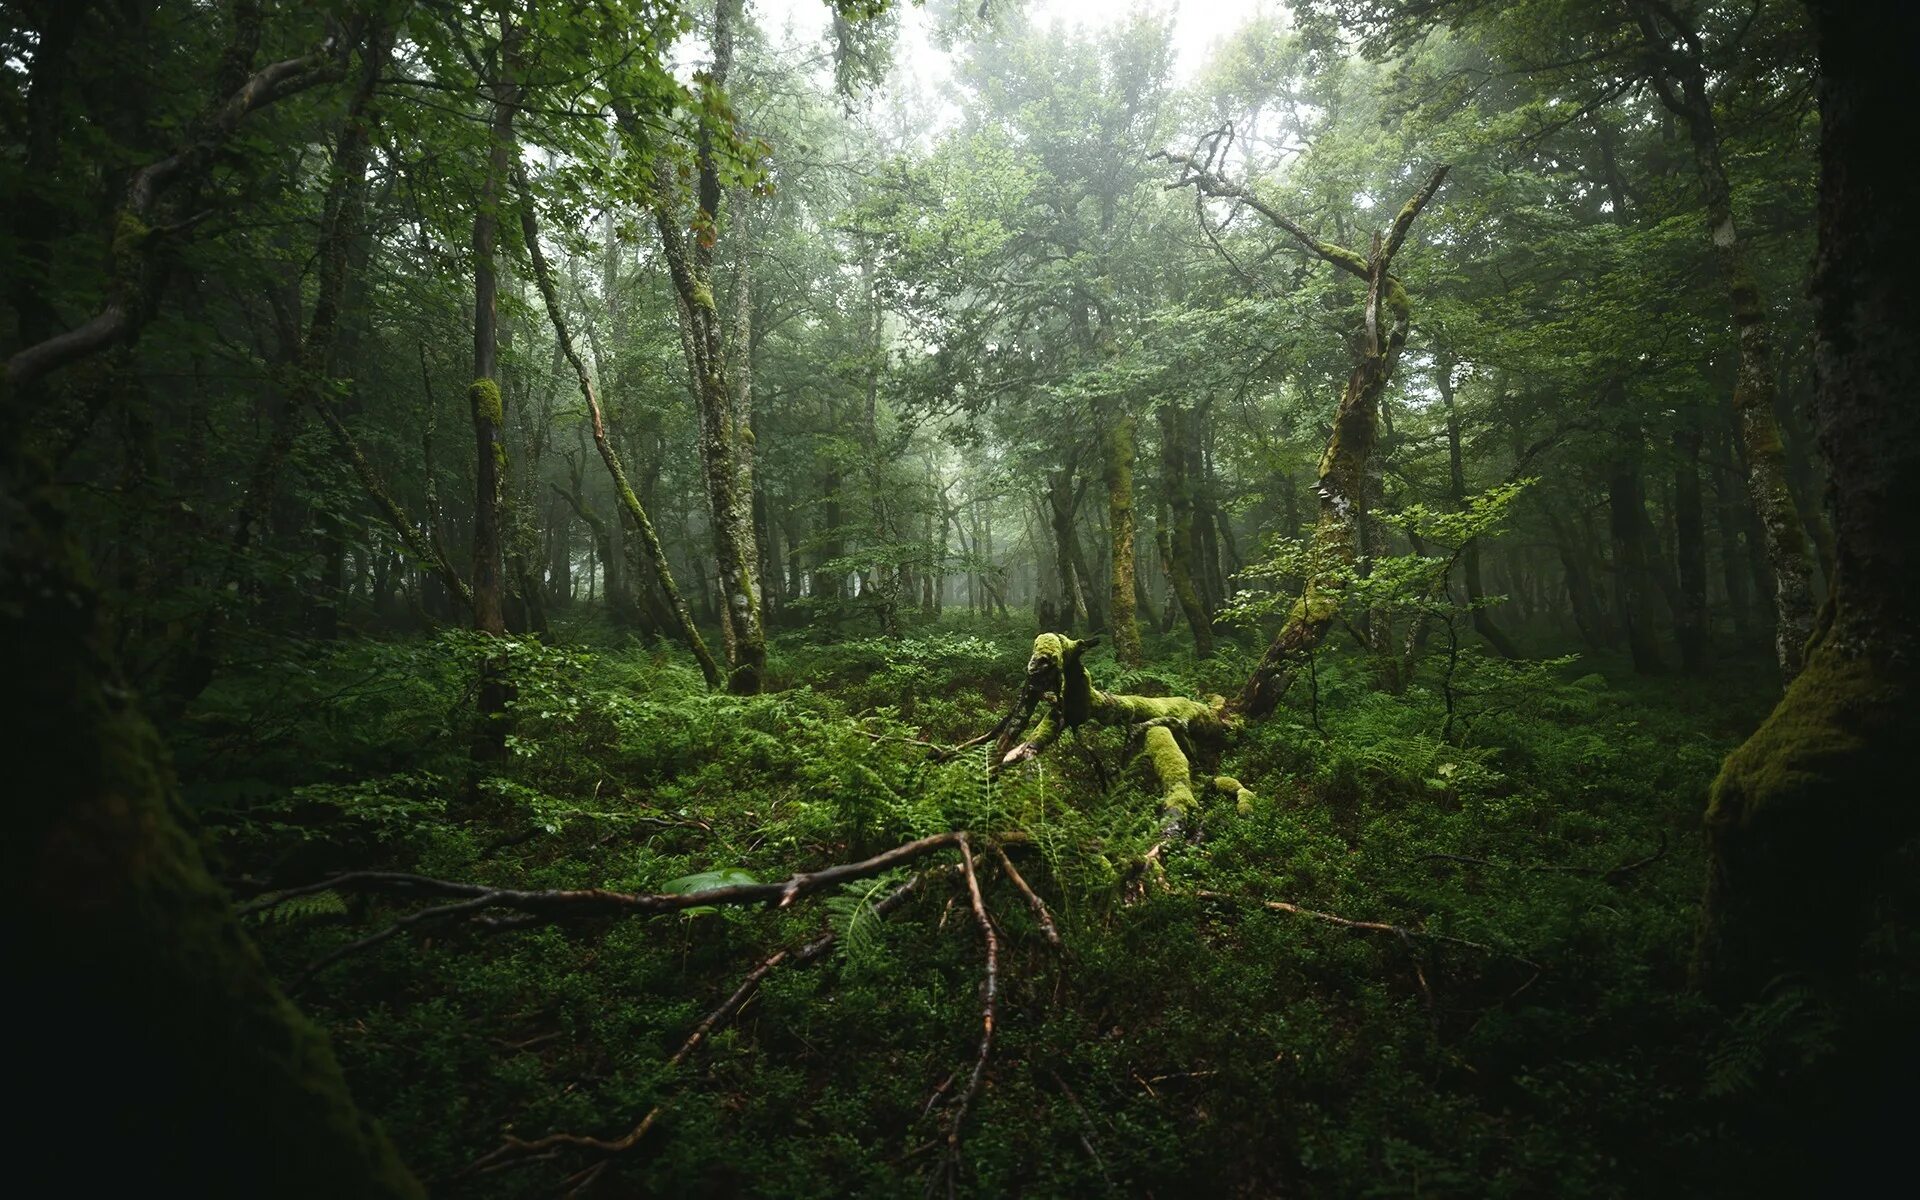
(1673, 415), (1710, 673)
(468, 14), (521, 768)
(1227, 166), (1451, 715)
(1693, 5), (1920, 1177)
(1158, 406), (1214, 657)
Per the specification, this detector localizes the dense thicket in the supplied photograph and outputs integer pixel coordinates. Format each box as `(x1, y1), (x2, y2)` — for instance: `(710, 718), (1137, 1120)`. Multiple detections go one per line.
(3, 0), (1909, 1195)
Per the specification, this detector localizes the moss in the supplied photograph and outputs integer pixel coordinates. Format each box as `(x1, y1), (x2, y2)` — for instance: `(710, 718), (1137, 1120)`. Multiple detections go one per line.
(1094, 691), (1215, 726)
(112, 209), (150, 260)
(467, 377), (503, 427)
(1212, 775), (1257, 815)
(1142, 725), (1196, 814)
(690, 281), (717, 312)
(1027, 632), (1094, 726)
(1697, 646), (1916, 998)
(5, 437), (421, 1196)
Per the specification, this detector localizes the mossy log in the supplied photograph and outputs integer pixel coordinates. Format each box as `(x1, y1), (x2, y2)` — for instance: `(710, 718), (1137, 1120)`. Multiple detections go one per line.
(1002, 633), (1253, 822)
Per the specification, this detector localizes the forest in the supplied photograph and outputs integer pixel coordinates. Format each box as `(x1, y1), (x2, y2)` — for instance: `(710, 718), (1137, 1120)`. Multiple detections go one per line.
(3, 0), (1913, 1195)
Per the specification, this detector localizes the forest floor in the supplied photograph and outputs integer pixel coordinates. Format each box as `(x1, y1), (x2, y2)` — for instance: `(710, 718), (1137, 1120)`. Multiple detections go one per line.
(184, 616), (1782, 1198)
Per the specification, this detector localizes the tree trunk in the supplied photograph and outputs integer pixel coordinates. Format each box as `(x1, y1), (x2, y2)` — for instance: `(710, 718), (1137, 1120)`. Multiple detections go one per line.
(1673, 415), (1710, 673)
(1695, 6), (1920, 1178)
(1046, 470), (1083, 631)
(519, 174), (722, 687)
(1159, 406), (1214, 657)
(1439, 358), (1520, 659)
(1228, 169), (1450, 716)
(1607, 428), (1665, 674)
(627, 0), (765, 691)
(467, 17), (521, 770)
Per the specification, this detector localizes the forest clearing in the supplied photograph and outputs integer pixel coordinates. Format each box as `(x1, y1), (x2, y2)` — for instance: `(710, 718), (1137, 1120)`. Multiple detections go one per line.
(3, 1), (1913, 1196)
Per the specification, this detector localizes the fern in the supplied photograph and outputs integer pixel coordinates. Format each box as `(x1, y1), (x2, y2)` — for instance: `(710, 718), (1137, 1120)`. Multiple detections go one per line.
(245, 889), (346, 927)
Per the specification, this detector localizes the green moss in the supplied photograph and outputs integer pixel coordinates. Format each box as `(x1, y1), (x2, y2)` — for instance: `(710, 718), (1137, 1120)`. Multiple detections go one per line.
(468, 378), (503, 427)
(1213, 774), (1257, 815)
(1697, 646), (1915, 997)
(1027, 632), (1094, 726)
(1142, 725), (1196, 814)
(112, 209), (150, 260)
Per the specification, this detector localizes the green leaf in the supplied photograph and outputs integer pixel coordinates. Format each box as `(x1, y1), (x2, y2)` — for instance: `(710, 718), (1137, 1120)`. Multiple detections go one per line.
(662, 867), (760, 894)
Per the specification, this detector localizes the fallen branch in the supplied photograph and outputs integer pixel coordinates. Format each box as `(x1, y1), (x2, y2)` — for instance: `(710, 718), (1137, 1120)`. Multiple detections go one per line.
(935, 835), (1000, 1199)
(251, 831), (966, 921)
(990, 842), (1061, 951)
(472, 867), (951, 1179)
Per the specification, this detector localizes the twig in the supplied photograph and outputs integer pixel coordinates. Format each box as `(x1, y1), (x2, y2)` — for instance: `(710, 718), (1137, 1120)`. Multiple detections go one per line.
(937, 836), (999, 1199)
(990, 842), (1061, 950)
(1194, 891), (1538, 968)
(1047, 1070), (1114, 1188)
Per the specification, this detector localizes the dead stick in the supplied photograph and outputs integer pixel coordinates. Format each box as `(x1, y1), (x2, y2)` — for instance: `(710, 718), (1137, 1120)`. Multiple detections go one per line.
(940, 836), (999, 1198)
(1195, 891), (1537, 967)
(990, 841), (1061, 950)
(255, 832), (971, 931)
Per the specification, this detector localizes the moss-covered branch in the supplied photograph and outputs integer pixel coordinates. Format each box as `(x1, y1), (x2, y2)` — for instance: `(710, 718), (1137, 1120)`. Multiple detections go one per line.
(1001, 633), (1250, 823)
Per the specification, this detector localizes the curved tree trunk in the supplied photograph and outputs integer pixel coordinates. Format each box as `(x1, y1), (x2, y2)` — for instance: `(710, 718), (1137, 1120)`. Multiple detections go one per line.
(1231, 167), (1449, 716)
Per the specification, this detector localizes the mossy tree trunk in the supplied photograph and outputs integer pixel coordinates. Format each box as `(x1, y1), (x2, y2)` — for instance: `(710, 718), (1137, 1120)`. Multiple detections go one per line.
(1626, 0), (1816, 679)
(1200, 163), (1449, 716)
(1692, 7), (1920, 1172)
(518, 172), (723, 688)
(625, 0), (767, 692)
(468, 13), (521, 768)
(1158, 405), (1214, 658)
(1695, 0), (1919, 1003)
(1046, 468), (1086, 631)
(1103, 407), (1141, 665)
(1001, 634), (1251, 828)
(4, 425), (424, 1196)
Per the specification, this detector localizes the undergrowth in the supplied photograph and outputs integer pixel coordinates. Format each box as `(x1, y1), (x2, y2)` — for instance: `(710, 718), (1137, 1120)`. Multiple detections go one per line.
(175, 614), (1780, 1198)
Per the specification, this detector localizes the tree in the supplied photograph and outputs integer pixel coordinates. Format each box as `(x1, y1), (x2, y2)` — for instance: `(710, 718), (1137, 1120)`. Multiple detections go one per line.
(1694, 0), (1917, 1021)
